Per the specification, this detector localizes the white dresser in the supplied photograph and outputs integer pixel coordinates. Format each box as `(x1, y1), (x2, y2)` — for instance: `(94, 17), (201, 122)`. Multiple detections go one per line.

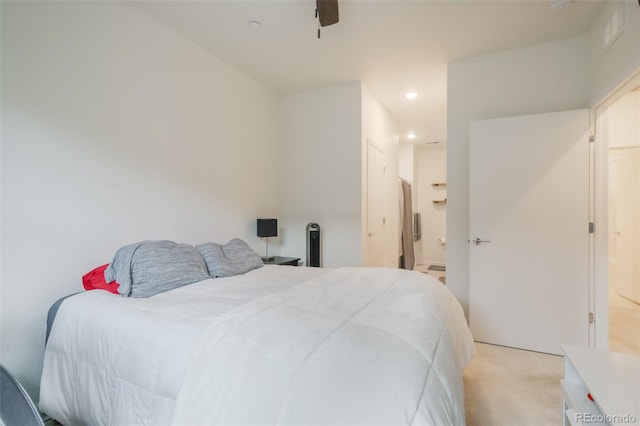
(561, 344), (640, 426)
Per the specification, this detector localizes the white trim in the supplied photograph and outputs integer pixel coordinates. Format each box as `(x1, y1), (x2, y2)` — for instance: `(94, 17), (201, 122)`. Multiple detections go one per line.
(588, 123), (596, 348)
(593, 106), (609, 350)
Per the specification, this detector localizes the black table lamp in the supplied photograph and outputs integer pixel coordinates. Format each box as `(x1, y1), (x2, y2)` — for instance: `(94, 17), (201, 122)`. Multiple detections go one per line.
(257, 218), (277, 261)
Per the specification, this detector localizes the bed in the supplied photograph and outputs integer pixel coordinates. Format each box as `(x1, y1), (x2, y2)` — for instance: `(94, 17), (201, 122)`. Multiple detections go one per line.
(39, 241), (475, 426)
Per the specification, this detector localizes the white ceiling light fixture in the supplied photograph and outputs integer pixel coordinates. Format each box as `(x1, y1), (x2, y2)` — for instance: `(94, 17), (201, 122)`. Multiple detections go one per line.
(248, 20), (262, 30)
(407, 132), (416, 140)
(405, 92), (418, 100)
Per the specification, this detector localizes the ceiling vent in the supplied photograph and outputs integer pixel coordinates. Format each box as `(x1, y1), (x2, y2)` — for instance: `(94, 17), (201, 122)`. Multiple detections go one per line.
(549, 0), (572, 12)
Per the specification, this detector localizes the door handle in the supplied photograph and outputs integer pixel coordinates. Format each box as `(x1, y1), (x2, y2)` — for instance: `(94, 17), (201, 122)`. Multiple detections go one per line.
(472, 237), (491, 246)
(368, 232), (376, 237)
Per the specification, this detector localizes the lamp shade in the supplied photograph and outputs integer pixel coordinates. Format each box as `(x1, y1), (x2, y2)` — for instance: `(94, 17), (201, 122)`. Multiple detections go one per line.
(257, 218), (278, 237)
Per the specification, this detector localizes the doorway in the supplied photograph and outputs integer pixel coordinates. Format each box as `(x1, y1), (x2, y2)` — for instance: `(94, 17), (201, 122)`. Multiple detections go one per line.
(594, 71), (640, 353)
(605, 92), (640, 354)
(366, 140), (386, 267)
(413, 144), (447, 283)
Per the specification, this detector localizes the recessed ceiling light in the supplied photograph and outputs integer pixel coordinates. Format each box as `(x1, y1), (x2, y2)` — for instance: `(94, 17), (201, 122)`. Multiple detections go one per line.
(248, 21), (262, 30)
(405, 92), (418, 100)
(407, 132), (416, 140)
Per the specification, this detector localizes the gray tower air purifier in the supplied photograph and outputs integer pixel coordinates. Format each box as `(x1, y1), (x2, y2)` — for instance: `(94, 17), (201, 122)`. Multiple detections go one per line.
(306, 223), (321, 267)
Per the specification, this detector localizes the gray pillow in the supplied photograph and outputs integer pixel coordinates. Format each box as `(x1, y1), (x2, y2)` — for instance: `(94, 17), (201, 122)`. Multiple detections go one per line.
(106, 240), (210, 297)
(197, 238), (263, 278)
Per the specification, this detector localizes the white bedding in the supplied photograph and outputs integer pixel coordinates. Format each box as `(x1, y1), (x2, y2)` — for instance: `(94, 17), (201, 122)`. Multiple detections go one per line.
(40, 265), (474, 426)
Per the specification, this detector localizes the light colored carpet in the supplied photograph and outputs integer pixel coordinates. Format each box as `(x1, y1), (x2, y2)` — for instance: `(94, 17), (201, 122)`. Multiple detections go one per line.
(464, 342), (564, 426)
(609, 290), (640, 354)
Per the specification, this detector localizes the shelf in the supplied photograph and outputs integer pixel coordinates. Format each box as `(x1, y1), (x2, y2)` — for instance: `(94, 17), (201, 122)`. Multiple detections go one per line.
(562, 344), (640, 426)
(561, 380), (604, 423)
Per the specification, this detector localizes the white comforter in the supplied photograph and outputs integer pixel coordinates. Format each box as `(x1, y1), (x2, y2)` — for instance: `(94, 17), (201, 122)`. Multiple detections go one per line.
(40, 266), (474, 426)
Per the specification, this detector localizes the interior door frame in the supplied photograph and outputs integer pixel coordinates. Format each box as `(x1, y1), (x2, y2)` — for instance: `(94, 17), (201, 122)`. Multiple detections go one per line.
(592, 70), (640, 350)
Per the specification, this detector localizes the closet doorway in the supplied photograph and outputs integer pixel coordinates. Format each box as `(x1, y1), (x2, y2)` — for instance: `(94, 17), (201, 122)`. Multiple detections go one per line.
(366, 140), (386, 267)
(413, 143), (447, 283)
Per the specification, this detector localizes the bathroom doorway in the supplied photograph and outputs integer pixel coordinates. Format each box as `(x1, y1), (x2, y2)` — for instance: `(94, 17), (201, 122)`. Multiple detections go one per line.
(413, 143), (447, 284)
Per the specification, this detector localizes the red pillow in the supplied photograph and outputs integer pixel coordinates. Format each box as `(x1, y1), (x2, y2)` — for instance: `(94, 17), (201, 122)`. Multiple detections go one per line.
(82, 264), (119, 294)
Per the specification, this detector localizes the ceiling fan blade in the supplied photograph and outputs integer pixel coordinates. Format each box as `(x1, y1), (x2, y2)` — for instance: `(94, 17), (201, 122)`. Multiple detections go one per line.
(316, 0), (339, 27)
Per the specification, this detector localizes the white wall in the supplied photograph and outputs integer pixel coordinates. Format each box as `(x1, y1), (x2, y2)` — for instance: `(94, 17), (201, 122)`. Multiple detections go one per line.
(447, 35), (589, 316)
(1, 1), (280, 399)
(398, 144), (414, 183)
(361, 84), (400, 267)
(278, 82), (399, 268)
(607, 92), (640, 148)
(279, 82), (362, 267)
(414, 146), (447, 267)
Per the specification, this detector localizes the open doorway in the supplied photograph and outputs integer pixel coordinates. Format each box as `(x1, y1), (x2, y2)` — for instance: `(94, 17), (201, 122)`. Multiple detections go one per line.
(594, 70), (640, 354)
(606, 91), (640, 354)
(412, 143), (447, 284)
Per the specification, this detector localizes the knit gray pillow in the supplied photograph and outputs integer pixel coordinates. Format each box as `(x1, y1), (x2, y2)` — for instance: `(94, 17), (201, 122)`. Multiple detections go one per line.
(197, 238), (263, 278)
(107, 240), (210, 297)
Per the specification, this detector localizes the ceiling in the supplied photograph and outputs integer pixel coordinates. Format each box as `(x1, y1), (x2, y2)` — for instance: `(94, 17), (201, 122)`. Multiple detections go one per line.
(133, 0), (604, 146)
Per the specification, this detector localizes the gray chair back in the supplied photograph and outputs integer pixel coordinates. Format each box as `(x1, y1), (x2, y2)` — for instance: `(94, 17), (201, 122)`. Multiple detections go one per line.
(0, 364), (45, 426)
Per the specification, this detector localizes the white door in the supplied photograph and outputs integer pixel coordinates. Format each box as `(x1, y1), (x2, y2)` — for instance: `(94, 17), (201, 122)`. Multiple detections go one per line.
(367, 141), (386, 266)
(611, 147), (640, 303)
(469, 109), (590, 355)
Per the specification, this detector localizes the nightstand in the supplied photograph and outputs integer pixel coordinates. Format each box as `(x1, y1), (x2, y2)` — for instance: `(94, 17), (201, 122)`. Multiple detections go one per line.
(263, 256), (300, 266)
(561, 344), (640, 426)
